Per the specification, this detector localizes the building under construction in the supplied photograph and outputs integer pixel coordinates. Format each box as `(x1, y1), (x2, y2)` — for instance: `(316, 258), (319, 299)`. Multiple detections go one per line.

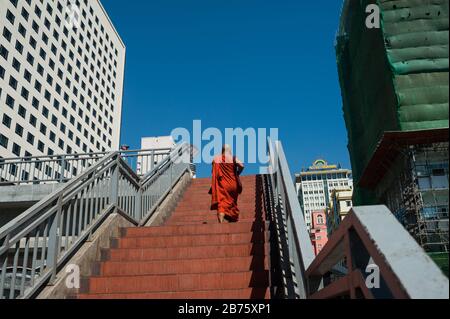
(336, 0), (449, 254)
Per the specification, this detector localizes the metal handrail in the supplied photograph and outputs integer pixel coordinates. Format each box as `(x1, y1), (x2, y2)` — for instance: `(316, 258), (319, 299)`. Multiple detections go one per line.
(0, 147), (173, 162)
(0, 147), (173, 186)
(266, 139), (449, 299)
(306, 206), (449, 299)
(0, 143), (192, 299)
(266, 139), (315, 299)
(0, 153), (117, 239)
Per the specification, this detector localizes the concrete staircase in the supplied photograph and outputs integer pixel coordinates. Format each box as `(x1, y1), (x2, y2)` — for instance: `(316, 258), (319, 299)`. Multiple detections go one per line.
(76, 175), (270, 299)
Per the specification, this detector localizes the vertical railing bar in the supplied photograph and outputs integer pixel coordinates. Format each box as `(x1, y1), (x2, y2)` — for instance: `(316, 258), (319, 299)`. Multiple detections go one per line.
(19, 235), (31, 296)
(9, 242), (20, 299)
(78, 187), (86, 241)
(48, 196), (63, 284)
(117, 176), (121, 211)
(64, 200), (73, 251)
(57, 203), (65, 257)
(127, 178), (131, 215)
(128, 178), (131, 215)
(71, 192), (79, 244)
(122, 176), (126, 211)
(97, 171), (104, 215)
(59, 156), (65, 183)
(89, 178), (96, 227)
(30, 226), (40, 288)
(83, 182), (92, 231)
(110, 158), (119, 212)
(104, 169), (109, 208)
(39, 220), (49, 276)
(0, 241), (9, 299)
(100, 170), (107, 212)
(96, 172), (104, 217)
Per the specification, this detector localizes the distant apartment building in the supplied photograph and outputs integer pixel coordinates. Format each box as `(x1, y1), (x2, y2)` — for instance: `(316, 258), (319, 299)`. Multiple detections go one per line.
(295, 159), (353, 230)
(326, 188), (353, 236)
(0, 0), (125, 182)
(336, 0), (448, 252)
(310, 210), (328, 256)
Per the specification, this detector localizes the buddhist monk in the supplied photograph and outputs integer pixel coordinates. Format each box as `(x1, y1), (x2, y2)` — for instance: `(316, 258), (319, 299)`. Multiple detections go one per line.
(209, 145), (244, 223)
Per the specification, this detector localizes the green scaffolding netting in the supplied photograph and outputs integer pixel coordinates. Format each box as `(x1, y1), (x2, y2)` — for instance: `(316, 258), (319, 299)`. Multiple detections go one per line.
(336, 0), (449, 205)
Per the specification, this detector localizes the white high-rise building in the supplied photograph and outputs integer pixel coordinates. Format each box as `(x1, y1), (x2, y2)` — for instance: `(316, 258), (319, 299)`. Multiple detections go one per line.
(295, 159), (353, 230)
(0, 0), (125, 170)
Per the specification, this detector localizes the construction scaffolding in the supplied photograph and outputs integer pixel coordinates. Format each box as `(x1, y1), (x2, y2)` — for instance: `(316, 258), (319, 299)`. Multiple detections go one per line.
(383, 143), (449, 253)
(336, 0), (450, 206)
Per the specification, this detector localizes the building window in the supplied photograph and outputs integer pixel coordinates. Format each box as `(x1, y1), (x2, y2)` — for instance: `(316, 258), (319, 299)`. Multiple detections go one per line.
(9, 76), (18, 89)
(2, 114), (12, 128)
(3, 27), (12, 42)
(37, 141), (45, 152)
(12, 143), (21, 156)
(0, 134), (9, 148)
(13, 58), (20, 72)
(6, 10), (15, 25)
(24, 69), (32, 82)
(0, 45), (9, 60)
(27, 133), (35, 145)
(29, 115), (37, 127)
(18, 105), (26, 118)
(317, 215), (324, 225)
(15, 124), (23, 137)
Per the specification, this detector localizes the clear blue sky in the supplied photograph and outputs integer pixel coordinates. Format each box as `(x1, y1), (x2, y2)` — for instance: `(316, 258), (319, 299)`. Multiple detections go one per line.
(102, 0), (350, 178)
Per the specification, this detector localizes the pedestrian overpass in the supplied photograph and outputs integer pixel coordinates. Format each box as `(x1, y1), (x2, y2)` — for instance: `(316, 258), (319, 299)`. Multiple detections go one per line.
(0, 141), (448, 299)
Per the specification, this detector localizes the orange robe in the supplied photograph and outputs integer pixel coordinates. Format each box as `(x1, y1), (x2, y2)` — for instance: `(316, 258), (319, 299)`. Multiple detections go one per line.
(210, 155), (243, 222)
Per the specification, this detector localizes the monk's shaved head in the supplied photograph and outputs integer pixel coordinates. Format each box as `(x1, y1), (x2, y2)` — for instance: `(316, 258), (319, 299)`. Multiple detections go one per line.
(222, 144), (232, 155)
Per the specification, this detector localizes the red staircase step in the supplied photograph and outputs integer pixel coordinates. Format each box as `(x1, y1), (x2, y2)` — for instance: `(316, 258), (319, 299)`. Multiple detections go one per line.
(171, 210), (262, 218)
(81, 271), (269, 294)
(176, 202), (261, 209)
(98, 256), (268, 276)
(166, 216), (261, 225)
(103, 243), (269, 261)
(114, 232), (267, 249)
(77, 288), (269, 299)
(122, 222), (265, 237)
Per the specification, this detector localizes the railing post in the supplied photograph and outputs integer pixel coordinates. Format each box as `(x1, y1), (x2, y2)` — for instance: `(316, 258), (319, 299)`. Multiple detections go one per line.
(150, 150), (155, 172)
(47, 195), (63, 285)
(110, 156), (120, 212)
(169, 163), (173, 194)
(59, 155), (66, 183)
(136, 188), (142, 220)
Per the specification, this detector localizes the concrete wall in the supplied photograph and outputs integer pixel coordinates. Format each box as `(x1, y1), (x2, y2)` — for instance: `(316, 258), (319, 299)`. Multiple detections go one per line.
(144, 171), (192, 226)
(37, 213), (134, 299)
(0, 184), (64, 228)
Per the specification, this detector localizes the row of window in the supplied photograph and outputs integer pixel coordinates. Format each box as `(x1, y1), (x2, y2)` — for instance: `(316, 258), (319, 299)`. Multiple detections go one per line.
(0, 71), (113, 151)
(1, 15), (117, 123)
(4, 0), (120, 121)
(300, 172), (352, 181)
(9, 0), (120, 60)
(0, 60), (113, 138)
